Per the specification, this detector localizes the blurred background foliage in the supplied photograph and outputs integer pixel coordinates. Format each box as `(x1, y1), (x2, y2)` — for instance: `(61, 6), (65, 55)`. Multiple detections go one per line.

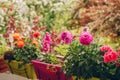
(0, 34), (8, 55)
(0, 0), (120, 50)
(69, 0), (120, 49)
(0, 0), (76, 33)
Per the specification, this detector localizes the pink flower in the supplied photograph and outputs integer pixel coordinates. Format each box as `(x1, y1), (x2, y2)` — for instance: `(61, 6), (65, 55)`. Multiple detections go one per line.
(64, 36), (73, 44)
(60, 31), (71, 40)
(41, 42), (50, 53)
(42, 41), (50, 47)
(100, 46), (112, 52)
(42, 32), (51, 53)
(103, 51), (118, 63)
(82, 26), (89, 32)
(41, 46), (50, 52)
(60, 31), (73, 44)
(79, 32), (93, 45)
(43, 32), (51, 43)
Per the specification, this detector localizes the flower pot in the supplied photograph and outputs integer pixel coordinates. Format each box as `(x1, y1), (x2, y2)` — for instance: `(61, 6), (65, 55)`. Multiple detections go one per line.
(0, 56), (9, 73)
(31, 60), (67, 80)
(5, 60), (36, 79)
(72, 76), (99, 80)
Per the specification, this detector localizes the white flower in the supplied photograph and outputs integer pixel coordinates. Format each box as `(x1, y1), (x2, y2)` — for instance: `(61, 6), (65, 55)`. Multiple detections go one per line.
(15, 1), (29, 16)
(12, 0), (23, 3)
(0, 0), (8, 2)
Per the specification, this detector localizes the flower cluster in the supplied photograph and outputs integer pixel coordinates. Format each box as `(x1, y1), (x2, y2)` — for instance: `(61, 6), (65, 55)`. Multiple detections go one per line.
(13, 33), (24, 48)
(41, 32), (51, 53)
(103, 51), (118, 63)
(12, 31), (41, 48)
(63, 27), (120, 80)
(60, 31), (73, 44)
(4, 31), (41, 64)
(79, 32), (93, 45)
(100, 46), (112, 52)
(100, 46), (119, 64)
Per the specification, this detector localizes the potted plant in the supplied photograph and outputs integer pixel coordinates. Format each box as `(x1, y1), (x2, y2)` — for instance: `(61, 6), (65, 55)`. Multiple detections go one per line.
(0, 35), (9, 73)
(32, 53), (65, 80)
(4, 31), (41, 79)
(5, 44), (39, 79)
(31, 31), (73, 80)
(4, 42), (39, 79)
(63, 27), (120, 80)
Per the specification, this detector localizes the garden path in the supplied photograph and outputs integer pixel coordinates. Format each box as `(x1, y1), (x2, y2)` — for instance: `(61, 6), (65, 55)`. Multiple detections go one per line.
(0, 71), (30, 80)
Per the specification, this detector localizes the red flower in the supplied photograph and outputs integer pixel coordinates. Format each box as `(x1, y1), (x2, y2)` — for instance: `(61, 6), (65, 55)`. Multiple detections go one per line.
(3, 33), (9, 38)
(33, 32), (40, 38)
(100, 46), (112, 52)
(104, 51), (118, 63)
(115, 62), (120, 67)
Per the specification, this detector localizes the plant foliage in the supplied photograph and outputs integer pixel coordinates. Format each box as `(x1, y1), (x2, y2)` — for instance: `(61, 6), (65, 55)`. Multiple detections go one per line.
(64, 40), (120, 80)
(13, 44), (39, 64)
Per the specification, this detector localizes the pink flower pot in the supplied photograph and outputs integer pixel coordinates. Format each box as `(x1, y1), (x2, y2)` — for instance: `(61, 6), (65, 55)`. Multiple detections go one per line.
(31, 60), (69, 80)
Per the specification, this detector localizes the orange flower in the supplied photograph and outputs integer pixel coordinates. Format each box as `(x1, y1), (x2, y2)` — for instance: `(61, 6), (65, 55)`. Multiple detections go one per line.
(32, 40), (38, 47)
(13, 33), (20, 41)
(17, 40), (24, 48)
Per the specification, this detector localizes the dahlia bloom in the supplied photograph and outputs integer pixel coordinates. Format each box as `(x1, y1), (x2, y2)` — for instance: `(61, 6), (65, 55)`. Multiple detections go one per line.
(60, 31), (73, 44)
(79, 32), (93, 45)
(104, 51), (118, 63)
(100, 46), (113, 52)
(64, 36), (73, 44)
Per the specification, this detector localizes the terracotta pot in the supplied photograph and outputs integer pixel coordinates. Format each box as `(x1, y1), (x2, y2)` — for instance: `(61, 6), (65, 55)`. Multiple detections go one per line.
(0, 56), (9, 73)
(5, 60), (36, 79)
